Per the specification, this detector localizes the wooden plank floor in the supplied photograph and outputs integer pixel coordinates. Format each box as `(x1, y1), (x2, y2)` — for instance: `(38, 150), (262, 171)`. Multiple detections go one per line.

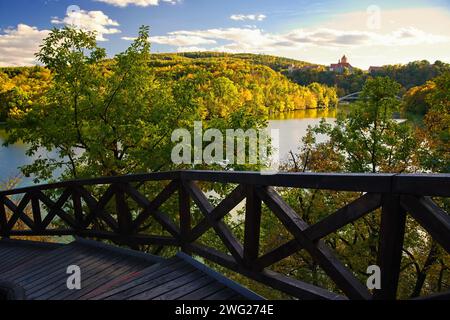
(0, 238), (262, 300)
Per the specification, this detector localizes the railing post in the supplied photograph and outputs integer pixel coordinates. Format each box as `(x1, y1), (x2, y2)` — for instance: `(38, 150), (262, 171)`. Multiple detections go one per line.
(244, 185), (262, 269)
(373, 194), (406, 300)
(179, 181), (191, 254)
(72, 187), (84, 231)
(0, 198), (8, 238)
(115, 183), (133, 240)
(30, 191), (42, 232)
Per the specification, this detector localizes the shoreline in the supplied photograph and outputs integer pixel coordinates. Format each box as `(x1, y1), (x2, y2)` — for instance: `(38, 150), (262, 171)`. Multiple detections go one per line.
(268, 106), (335, 116)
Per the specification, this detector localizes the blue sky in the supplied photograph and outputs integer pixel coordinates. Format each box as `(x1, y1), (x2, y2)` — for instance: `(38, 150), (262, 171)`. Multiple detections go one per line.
(1, 0), (450, 68)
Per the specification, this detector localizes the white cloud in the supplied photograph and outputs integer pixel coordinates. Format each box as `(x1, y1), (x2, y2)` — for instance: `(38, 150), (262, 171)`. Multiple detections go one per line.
(51, 9), (121, 41)
(94, 0), (180, 7)
(148, 7), (450, 68)
(176, 46), (208, 52)
(151, 25), (449, 55)
(230, 14), (266, 22)
(122, 34), (216, 46)
(167, 28), (279, 51)
(0, 24), (50, 67)
(305, 7), (450, 68)
(282, 27), (449, 47)
(150, 34), (216, 46)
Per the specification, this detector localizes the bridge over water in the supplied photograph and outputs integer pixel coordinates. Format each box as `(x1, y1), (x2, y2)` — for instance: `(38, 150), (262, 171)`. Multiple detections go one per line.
(339, 91), (402, 103)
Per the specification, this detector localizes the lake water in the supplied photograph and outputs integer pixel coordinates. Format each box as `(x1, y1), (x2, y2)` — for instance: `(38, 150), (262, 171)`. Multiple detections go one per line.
(0, 129), (60, 187)
(268, 108), (337, 164)
(0, 107), (340, 187)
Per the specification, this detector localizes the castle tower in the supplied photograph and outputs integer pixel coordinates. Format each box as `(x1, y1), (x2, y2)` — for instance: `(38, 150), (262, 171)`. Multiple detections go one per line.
(341, 55), (348, 64)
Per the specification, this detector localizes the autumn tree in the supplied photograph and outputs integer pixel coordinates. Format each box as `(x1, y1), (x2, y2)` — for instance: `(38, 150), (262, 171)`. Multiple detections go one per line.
(415, 72), (450, 173)
(0, 67), (51, 121)
(259, 77), (449, 298)
(403, 81), (436, 115)
(5, 27), (197, 181)
(311, 77), (418, 173)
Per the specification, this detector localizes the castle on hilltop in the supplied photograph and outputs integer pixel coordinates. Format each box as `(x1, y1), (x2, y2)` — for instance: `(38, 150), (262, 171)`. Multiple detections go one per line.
(329, 55), (354, 73)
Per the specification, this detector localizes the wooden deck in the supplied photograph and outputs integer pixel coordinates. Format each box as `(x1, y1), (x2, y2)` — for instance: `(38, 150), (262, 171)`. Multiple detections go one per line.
(0, 239), (262, 300)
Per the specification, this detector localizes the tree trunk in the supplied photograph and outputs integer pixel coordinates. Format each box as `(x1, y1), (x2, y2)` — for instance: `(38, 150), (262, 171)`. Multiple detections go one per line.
(410, 242), (438, 298)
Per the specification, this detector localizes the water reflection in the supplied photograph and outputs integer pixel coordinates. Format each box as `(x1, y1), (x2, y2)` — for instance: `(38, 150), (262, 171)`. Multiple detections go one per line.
(269, 107), (338, 120)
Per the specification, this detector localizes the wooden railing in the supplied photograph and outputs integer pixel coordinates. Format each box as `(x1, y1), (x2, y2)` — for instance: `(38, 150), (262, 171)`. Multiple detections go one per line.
(0, 170), (449, 300)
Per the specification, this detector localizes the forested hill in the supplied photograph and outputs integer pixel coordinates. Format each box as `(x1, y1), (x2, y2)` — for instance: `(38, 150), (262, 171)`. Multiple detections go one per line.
(148, 53), (337, 114)
(287, 60), (450, 96)
(150, 53), (450, 97)
(0, 54), (337, 122)
(151, 52), (314, 72)
(4, 51), (446, 124)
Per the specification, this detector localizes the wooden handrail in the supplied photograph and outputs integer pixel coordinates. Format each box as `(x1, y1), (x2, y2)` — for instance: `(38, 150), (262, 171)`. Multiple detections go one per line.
(0, 170), (449, 300)
(1, 171), (449, 196)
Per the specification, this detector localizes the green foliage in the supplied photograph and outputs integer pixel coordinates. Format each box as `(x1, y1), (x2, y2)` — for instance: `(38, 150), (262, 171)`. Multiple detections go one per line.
(288, 60), (450, 98)
(0, 67), (52, 121)
(269, 76), (449, 298)
(371, 60), (450, 89)
(415, 72), (450, 173)
(307, 82), (338, 108)
(403, 81), (436, 115)
(147, 53), (338, 113)
(0, 50), (337, 124)
(289, 66), (367, 97)
(173, 52), (312, 72)
(4, 26), (197, 181)
(312, 77), (417, 173)
(6, 27), (312, 182)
